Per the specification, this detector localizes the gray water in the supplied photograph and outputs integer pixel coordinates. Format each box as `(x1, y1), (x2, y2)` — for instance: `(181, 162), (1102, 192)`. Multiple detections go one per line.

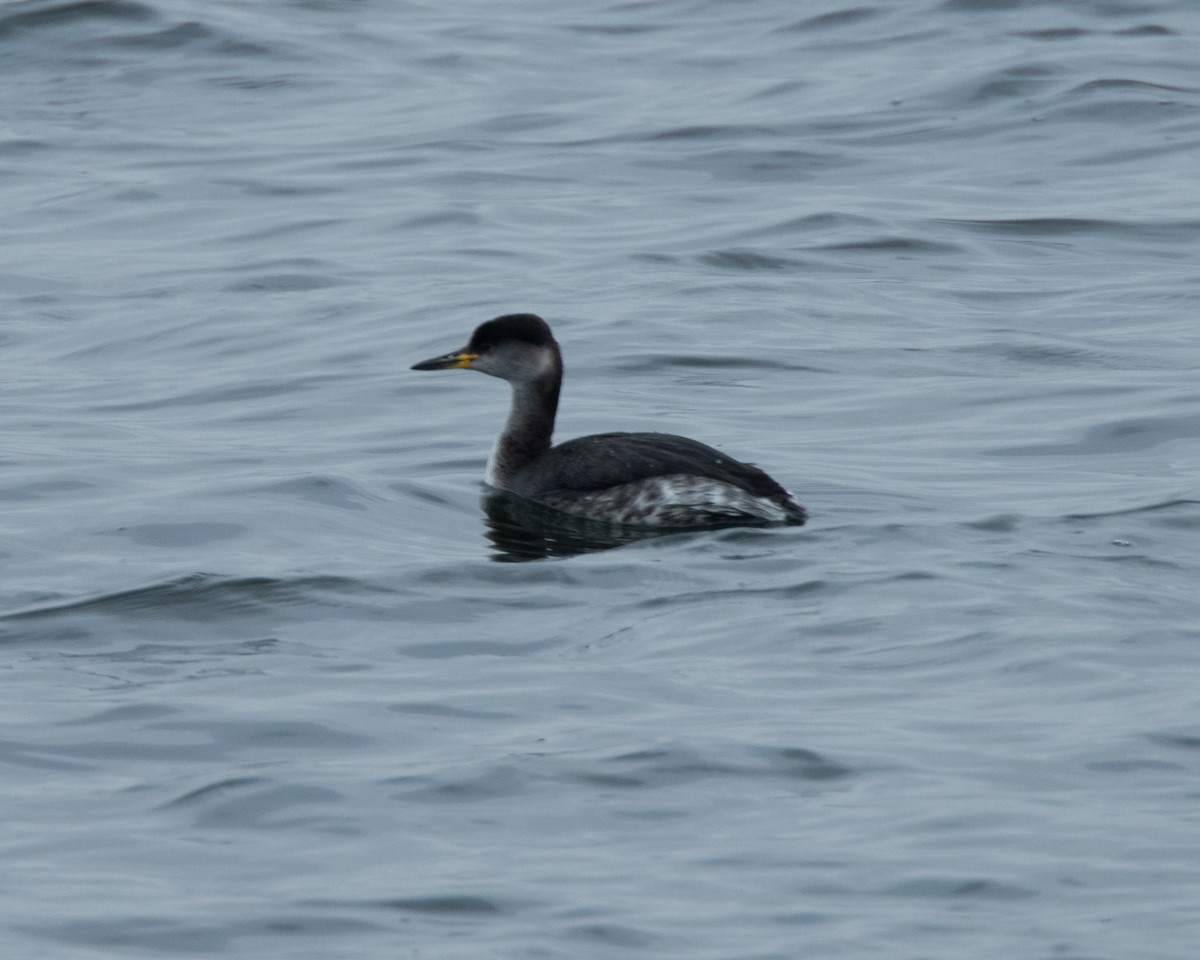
(3, 0), (1200, 957)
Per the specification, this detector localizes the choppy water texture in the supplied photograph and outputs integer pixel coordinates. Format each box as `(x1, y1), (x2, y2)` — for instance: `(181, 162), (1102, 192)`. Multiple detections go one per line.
(3, 0), (1200, 957)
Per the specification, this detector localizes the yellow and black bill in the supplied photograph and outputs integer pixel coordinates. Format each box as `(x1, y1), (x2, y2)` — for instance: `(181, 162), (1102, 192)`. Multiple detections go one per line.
(411, 349), (478, 371)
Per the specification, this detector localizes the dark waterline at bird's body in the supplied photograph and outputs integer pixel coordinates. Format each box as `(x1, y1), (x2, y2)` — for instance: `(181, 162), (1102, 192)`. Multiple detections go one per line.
(412, 314), (807, 529)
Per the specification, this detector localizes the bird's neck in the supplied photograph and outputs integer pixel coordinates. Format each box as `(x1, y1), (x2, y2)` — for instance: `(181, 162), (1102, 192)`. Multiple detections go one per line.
(486, 372), (560, 488)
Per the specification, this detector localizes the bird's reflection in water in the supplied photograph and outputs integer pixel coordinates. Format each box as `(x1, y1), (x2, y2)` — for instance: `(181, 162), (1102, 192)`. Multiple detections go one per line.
(482, 490), (690, 562)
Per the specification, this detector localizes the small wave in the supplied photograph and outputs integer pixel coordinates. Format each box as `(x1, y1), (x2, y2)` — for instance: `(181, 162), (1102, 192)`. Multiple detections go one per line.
(0, 0), (155, 41)
(225, 273), (352, 293)
(377, 897), (501, 915)
(1063, 499), (1200, 522)
(995, 416), (1200, 458)
(580, 742), (852, 788)
(938, 217), (1200, 243)
(1, 572), (370, 625)
(698, 249), (808, 272)
(1071, 77), (1199, 96)
(884, 877), (1036, 901)
(816, 236), (964, 255)
(0, 0), (279, 63)
(645, 124), (776, 142)
(779, 7), (881, 32)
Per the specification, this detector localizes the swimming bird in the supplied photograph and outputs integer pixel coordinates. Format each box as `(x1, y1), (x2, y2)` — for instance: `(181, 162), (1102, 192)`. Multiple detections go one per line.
(411, 314), (806, 528)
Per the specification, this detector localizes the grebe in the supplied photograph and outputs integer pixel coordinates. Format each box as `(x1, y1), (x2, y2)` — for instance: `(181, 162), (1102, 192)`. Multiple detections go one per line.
(412, 314), (806, 528)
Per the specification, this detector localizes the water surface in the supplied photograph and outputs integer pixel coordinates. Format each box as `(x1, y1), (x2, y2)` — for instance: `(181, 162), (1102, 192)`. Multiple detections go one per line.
(3, 0), (1200, 957)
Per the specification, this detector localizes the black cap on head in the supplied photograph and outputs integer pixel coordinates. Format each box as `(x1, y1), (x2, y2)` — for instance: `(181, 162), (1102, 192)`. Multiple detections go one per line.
(468, 313), (555, 353)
